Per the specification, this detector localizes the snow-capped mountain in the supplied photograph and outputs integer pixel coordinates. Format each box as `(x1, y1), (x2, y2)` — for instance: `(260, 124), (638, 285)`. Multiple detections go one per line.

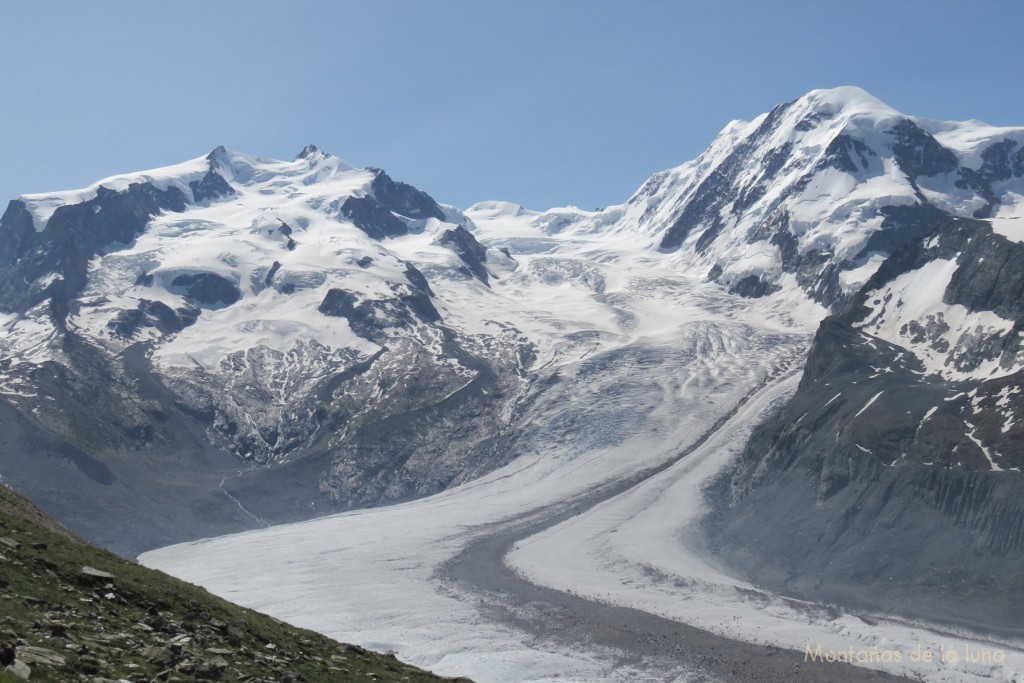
(485, 86), (1024, 307)
(0, 145), (535, 552)
(2, 86), (1023, 567)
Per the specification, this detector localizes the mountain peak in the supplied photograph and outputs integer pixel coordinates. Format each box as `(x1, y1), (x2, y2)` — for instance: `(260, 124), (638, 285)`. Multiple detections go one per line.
(795, 86), (901, 119)
(296, 143), (328, 160)
(205, 145), (230, 166)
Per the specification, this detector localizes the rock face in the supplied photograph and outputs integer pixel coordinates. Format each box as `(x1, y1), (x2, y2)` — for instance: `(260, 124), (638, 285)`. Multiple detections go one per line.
(341, 168), (447, 240)
(0, 186), (185, 317)
(170, 272), (242, 307)
(438, 225), (491, 285)
(705, 217), (1024, 635)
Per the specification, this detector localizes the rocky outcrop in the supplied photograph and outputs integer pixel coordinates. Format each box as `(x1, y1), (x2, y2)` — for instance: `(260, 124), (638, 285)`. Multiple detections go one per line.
(705, 217), (1024, 636)
(340, 168), (447, 240)
(107, 299), (200, 338)
(188, 169), (236, 204)
(341, 195), (410, 239)
(0, 485), (466, 682)
(438, 225), (491, 284)
(368, 168), (447, 222)
(0, 184), (190, 318)
(170, 272), (242, 307)
(318, 283), (440, 341)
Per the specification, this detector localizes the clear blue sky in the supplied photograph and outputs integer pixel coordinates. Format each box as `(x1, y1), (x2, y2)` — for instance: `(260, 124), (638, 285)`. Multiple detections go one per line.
(2, 0), (1022, 211)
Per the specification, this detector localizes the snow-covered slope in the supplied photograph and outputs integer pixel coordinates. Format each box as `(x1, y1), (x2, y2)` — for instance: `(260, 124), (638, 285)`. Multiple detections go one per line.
(477, 87), (1024, 308)
(0, 132), (824, 553)
(0, 145), (535, 552)
(140, 215), (1024, 682)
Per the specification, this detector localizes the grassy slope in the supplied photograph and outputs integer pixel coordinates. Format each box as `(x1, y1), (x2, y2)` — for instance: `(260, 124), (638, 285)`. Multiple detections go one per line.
(0, 485), (470, 682)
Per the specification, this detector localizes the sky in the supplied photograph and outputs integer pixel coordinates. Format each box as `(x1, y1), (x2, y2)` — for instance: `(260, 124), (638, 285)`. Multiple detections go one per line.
(1, 0), (1022, 211)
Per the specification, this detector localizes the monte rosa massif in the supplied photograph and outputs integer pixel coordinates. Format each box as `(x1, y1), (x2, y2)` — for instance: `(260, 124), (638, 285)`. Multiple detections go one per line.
(1, 87), (1022, 682)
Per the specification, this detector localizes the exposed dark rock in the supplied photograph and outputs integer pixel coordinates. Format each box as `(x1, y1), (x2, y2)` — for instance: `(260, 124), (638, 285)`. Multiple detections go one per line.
(188, 171), (235, 204)
(396, 283), (442, 324)
(403, 262), (434, 297)
(0, 183), (190, 317)
(942, 228), (1024, 321)
(889, 119), (958, 181)
(295, 143), (324, 160)
(276, 222), (297, 251)
(0, 201), (35, 273)
(855, 203), (950, 258)
(818, 133), (876, 174)
(170, 273), (241, 307)
(731, 142), (793, 215)
(368, 168), (446, 222)
(318, 281), (440, 341)
(438, 226), (490, 284)
(316, 288), (359, 320)
(957, 139), (1021, 218)
(108, 300), (199, 338)
(728, 275), (780, 298)
(793, 108), (833, 131)
(338, 169), (446, 240)
(264, 261), (282, 286)
(340, 195), (409, 239)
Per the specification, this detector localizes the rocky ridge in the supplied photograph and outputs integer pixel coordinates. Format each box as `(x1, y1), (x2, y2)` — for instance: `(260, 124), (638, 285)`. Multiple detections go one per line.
(705, 216), (1024, 634)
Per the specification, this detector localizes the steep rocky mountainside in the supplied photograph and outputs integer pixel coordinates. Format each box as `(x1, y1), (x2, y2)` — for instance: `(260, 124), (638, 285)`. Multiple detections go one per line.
(705, 216), (1024, 635)
(0, 485), (467, 682)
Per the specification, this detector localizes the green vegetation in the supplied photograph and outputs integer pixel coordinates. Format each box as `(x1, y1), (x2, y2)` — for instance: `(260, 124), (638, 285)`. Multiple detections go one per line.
(0, 485), (470, 682)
